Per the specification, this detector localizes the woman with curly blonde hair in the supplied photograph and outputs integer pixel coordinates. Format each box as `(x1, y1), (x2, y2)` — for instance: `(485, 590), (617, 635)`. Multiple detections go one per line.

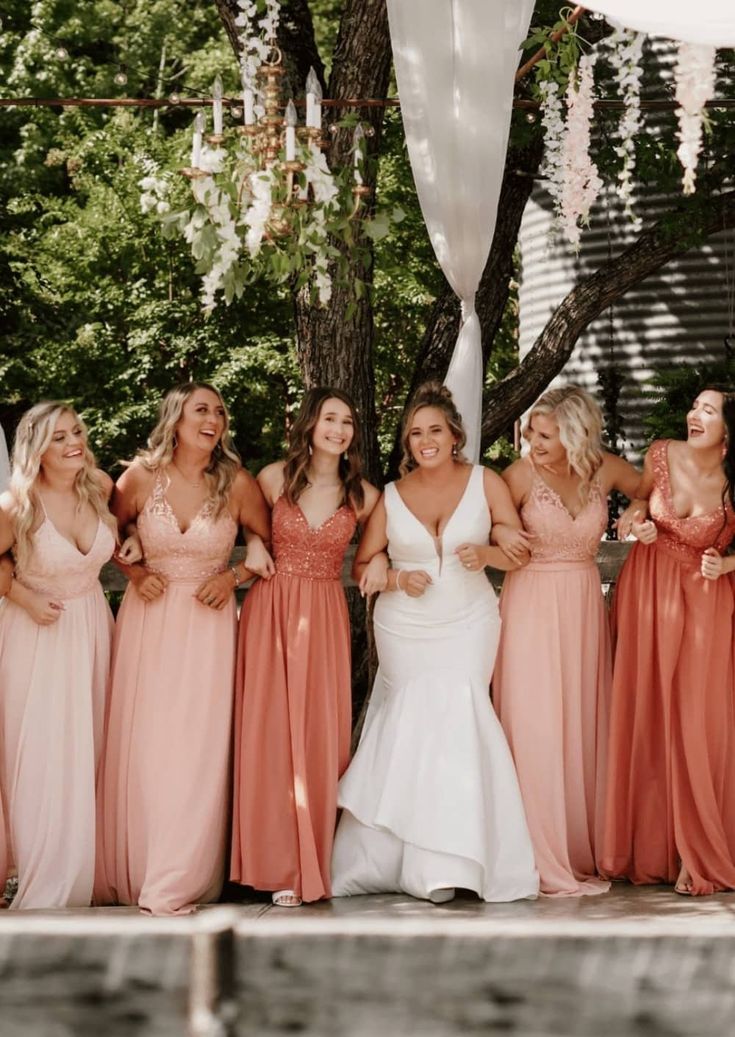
(95, 382), (270, 915)
(0, 402), (126, 909)
(231, 387), (381, 908)
(492, 384), (644, 897)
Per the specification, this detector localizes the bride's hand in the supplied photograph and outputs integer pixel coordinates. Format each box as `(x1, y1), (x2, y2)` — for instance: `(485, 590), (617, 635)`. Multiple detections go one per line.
(401, 570), (432, 598)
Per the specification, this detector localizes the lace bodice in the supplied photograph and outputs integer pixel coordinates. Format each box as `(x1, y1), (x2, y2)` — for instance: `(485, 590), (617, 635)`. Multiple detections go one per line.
(139, 472), (237, 582)
(16, 515), (115, 600)
(272, 496), (357, 580)
(649, 439), (735, 560)
(521, 461), (607, 564)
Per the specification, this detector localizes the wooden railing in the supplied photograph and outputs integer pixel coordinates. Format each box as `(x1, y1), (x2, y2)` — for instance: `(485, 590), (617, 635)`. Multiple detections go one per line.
(99, 540), (633, 594)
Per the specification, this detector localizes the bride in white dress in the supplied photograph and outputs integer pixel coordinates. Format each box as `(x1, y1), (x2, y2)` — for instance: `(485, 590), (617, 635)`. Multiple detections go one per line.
(332, 384), (539, 904)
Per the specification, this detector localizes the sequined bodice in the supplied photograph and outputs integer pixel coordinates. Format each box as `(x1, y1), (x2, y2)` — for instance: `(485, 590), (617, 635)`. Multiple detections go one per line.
(139, 472), (237, 582)
(649, 439), (735, 560)
(521, 462), (607, 563)
(272, 496), (357, 580)
(16, 516), (115, 600)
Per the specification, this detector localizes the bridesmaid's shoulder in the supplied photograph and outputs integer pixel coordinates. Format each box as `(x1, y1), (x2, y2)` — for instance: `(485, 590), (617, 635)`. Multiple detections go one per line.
(256, 460), (286, 504)
(498, 456), (532, 491)
(117, 459), (155, 492)
(93, 468), (114, 500)
(358, 479), (381, 516)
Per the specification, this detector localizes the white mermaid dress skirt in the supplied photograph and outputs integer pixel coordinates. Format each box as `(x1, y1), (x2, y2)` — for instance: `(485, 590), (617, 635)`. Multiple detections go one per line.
(331, 466), (539, 903)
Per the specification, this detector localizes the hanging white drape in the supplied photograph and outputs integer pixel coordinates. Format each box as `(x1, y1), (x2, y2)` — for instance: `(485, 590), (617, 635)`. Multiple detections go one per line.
(584, 1), (735, 46)
(0, 424), (10, 494)
(387, 0), (535, 461)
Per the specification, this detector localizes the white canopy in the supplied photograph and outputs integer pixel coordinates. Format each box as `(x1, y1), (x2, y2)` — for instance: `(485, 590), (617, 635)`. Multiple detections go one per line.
(584, 1), (735, 46)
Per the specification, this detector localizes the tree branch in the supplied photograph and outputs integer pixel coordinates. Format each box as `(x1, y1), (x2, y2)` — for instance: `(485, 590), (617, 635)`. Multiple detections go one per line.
(481, 189), (735, 445)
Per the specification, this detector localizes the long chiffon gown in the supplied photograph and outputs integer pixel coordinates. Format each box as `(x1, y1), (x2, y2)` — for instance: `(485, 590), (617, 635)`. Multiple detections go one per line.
(231, 495), (356, 902)
(95, 472), (237, 915)
(331, 465), (539, 903)
(492, 460), (610, 897)
(0, 508), (114, 908)
(600, 439), (735, 895)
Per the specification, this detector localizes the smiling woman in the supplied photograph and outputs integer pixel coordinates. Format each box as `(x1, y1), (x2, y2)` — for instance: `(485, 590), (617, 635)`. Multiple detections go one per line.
(600, 387), (735, 896)
(0, 402), (120, 909)
(94, 383), (271, 916)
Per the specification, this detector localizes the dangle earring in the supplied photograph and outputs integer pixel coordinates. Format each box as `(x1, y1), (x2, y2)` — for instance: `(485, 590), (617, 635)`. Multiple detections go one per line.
(451, 444), (458, 458)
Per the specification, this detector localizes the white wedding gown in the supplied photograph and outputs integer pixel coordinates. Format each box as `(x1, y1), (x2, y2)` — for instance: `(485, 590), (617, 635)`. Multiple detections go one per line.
(332, 465), (539, 903)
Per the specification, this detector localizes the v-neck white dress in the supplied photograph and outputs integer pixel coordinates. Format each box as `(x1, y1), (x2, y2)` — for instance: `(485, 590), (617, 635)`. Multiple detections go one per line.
(0, 507), (115, 909)
(332, 465), (539, 902)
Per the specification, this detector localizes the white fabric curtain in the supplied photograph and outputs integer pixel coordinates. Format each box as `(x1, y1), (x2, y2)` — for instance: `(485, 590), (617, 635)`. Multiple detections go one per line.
(387, 0), (535, 461)
(584, 1), (735, 46)
(0, 424), (10, 494)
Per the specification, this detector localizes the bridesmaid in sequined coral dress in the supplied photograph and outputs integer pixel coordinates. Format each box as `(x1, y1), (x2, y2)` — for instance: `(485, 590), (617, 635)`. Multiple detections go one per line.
(493, 387), (643, 897)
(231, 388), (379, 907)
(600, 389), (735, 896)
(95, 384), (270, 915)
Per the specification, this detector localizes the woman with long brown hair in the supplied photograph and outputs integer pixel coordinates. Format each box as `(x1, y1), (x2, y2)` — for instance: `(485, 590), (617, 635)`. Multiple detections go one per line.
(94, 382), (270, 915)
(230, 387), (380, 907)
(0, 402), (127, 908)
(331, 383), (539, 904)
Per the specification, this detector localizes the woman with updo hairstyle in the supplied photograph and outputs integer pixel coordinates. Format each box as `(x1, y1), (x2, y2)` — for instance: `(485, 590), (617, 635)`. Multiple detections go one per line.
(230, 387), (380, 908)
(331, 382), (539, 904)
(94, 382), (270, 915)
(0, 402), (128, 909)
(600, 387), (735, 895)
(491, 385), (643, 897)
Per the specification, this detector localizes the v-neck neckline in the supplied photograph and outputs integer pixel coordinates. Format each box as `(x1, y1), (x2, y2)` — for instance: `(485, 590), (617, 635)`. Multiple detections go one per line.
(394, 465), (475, 543)
(294, 500), (346, 533)
(42, 514), (102, 558)
(662, 441), (724, 522)
(531, 461), (590, 522)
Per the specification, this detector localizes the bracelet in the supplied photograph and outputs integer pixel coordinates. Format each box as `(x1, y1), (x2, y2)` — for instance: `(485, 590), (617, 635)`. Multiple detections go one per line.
(230, 564), (241, 586)
(396, 569), (406, 592)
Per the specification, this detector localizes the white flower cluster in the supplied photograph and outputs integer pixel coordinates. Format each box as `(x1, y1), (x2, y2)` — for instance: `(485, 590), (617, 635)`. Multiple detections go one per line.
(304, 143), (340, 305)
(538, 78), (565, 212)
(606, 27), (644, 228)
(136, 156), (172, 215)
(675, 42), (717, 196)
(559, 52), (602, 250)
(235, 0), (281, 118)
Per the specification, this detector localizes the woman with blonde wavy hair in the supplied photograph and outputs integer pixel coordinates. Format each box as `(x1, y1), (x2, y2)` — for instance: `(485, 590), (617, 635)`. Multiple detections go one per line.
(230, 387), (380, 907)
(94, 382), (270, 915)
(492, 384), (644, 897)
(0, 401), (129, 909)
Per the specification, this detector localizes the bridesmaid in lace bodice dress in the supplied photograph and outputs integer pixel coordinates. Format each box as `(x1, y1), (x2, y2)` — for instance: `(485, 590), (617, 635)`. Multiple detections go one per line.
(493, 387), (643, 897)
(95, 384), (270, 915)
(331, 383), (539, 904)
(600, 389), (735, 895)
(0, 403), (121, 908)
(231, 388), (379, 907)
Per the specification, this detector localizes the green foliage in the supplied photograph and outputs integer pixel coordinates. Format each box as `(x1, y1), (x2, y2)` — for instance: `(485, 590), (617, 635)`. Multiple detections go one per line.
(641, 354), (735, 443)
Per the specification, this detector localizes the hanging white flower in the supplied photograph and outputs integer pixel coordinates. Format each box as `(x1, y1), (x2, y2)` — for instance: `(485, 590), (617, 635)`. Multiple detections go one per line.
(674, 42), (717, 196)
(538, 78), (565, 213)
(244, 168), (275, 257)
(559, 51), (602, 249)
(606, 27), (644, 228)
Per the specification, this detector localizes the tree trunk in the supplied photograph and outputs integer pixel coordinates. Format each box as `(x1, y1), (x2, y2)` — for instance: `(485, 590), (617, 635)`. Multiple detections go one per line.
(480, 189), (735, 445)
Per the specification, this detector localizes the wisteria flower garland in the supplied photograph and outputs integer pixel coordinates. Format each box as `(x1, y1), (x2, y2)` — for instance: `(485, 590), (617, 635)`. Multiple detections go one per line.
(559, 51), (602, 249)
(538, 78), (565, 213)
(235, 0), (281, 117)
(606, 27), (644, 227)
(674, 42), (716, 196)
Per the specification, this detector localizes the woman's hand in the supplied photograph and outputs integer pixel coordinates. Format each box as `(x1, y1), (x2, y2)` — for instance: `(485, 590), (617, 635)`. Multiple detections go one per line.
(117, 531), (143, 565)
(195, 571), (235, 610)
(615, 501), (649, 540)
(456, 543), (488, 573)
(244, 535), (276, 580)
(20, 589), (65, 626)
(129, 566), (167, 603)
(631, 519), (657, 545)
(701, 547), (724, 581)
(492, 525), (533, 566)
(400, 569), (432, 598)
(359, 553), (389, 597)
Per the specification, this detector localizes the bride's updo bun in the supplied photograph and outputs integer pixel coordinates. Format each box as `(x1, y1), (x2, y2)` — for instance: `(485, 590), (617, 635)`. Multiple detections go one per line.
(399, 382), (468, 476)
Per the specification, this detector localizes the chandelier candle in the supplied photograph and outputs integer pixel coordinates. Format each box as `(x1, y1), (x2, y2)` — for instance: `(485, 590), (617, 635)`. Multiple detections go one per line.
(191, 111), (204, 169)
(353, 124), (365, 186)
(212, 76), (223, 137)
(285, 99), (297, 162)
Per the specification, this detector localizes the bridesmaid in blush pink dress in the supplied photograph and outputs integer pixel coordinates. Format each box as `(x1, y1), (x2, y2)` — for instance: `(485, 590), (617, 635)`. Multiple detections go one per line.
(493, 387), (643, 897)
(231, 388), (380, 907)
(95, 383), (270, 915)
(0, 402), (125, 909)
(600, 389), (735, 895)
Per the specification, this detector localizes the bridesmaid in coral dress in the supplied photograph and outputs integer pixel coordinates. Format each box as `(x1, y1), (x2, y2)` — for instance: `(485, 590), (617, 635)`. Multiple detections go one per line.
(600, 388), (735, 896)
(0, 403), (128, 909)
(231, 387), (379, 907)
(493, 387), (643, 897)
(95, 383), (270, 915)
